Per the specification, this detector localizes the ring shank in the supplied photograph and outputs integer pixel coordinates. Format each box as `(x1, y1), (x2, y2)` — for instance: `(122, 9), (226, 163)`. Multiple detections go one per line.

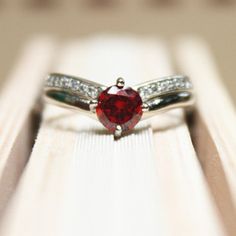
(44, 73), (194, 121)
(44, 73), (106, 119)
(142, 91), (194, 120)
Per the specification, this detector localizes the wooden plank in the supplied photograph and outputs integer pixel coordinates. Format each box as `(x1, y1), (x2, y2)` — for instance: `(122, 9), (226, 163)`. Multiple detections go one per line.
(0, 37), (56, 215)
(140, 39), (225, 236)
(0, 39), (166, 236)
(0, 37), (225, 236)
(176, 37), (236, 236)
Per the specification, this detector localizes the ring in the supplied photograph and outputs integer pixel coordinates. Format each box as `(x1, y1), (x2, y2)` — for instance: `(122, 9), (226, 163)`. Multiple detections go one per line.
(44, 73), (194, 139)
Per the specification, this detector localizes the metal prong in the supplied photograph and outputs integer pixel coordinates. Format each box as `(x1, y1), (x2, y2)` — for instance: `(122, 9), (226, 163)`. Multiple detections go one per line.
(114, 125), (122, 139)
(116, 77), (125, 88)
(142, 103), (149, 112)
(89, 100), (98, 113)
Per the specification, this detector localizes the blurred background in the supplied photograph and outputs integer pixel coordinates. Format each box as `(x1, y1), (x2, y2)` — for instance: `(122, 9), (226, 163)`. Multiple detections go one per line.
(0, 0), (235, 104)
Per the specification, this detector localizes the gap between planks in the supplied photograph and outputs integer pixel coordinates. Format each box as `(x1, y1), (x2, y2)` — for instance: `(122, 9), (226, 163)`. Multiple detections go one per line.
(0, 37), (226, 236)
(0, 37), (56, 217)
(175, 37), (236, 236)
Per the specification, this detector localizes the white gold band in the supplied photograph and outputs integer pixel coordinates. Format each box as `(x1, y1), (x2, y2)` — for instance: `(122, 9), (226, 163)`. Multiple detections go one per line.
(44, 73), (194, 120)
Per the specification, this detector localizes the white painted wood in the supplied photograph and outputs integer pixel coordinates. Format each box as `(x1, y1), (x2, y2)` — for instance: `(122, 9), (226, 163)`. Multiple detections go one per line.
(0, 37), (226, 236)
(0, 37), (55, 215)
(176, 37), (236, 235)
(176, 37), (236, 199)
(139, 39), (225, 236)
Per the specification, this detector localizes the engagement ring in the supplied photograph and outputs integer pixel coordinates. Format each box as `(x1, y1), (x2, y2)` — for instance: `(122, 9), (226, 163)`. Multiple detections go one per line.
(44, 73), (194, 139)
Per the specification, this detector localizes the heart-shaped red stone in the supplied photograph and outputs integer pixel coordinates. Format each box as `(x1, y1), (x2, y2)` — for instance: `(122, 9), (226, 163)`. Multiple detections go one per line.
(96, 85), (143, 132)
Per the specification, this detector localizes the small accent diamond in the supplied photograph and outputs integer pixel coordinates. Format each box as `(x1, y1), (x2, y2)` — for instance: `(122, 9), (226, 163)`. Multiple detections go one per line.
(71, 79), (80, 91)
(88, 87), (98, 99)
(79, 83), (89, 93)
(138, 76), (192, 100)
(54, 77), (60, 87)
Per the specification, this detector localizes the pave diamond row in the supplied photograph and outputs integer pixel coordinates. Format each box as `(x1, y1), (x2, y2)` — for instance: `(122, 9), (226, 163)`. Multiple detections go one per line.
(137, 75), (193, 100)
(45, 74), (102, 99)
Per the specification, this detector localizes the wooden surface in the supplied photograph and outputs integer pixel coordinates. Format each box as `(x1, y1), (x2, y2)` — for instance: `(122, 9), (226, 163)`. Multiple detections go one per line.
(1, 0), (236, 105)
(0, 37), (55, 217)
(176, 38), (236, 236)
(0, 37), (235, 235)
(0, 2), (236, 236)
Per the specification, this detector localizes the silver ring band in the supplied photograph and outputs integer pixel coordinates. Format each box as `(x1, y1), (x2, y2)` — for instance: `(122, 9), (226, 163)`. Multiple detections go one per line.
(44, 73), (194, 138)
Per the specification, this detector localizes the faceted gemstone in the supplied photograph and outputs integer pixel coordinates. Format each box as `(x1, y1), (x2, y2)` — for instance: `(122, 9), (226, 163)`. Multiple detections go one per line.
(96, 85), (143, 132)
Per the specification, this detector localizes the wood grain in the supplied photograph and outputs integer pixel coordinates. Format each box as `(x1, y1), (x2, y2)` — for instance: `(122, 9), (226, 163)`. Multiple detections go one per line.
(0, 37), (55, 216)
(140, 39), (225, 236)
(0, 37), (226, 236)
(176, 37), (236, 236)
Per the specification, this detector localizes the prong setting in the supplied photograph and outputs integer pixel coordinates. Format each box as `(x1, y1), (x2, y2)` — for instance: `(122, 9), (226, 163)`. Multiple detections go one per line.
(114, 125), (123, 139)
(116, 77), (125, 89)
(142, 103), (149, 112)
(45, 73), (194, 139)
(89, 100), (98, 113)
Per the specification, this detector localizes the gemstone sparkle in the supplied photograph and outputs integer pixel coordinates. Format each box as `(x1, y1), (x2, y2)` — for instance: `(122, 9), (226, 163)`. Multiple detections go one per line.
(96, 85), (143, 133)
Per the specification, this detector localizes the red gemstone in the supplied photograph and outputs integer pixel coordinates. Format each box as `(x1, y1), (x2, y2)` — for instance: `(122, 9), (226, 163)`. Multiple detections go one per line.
(96, 85), (143, 132)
